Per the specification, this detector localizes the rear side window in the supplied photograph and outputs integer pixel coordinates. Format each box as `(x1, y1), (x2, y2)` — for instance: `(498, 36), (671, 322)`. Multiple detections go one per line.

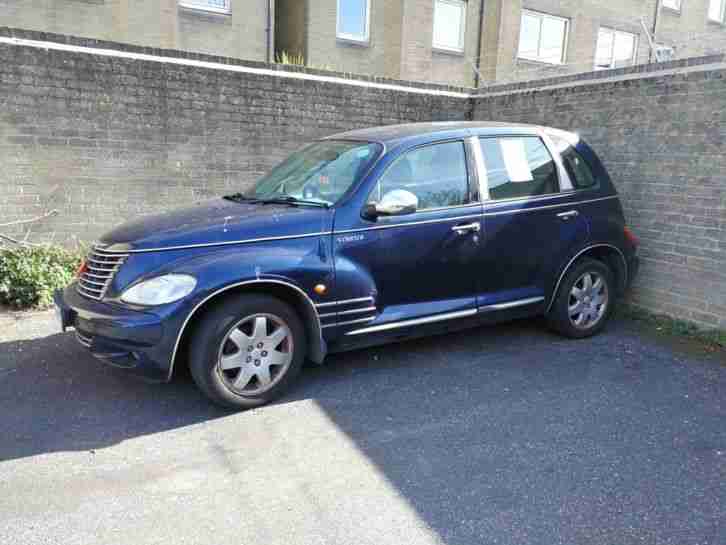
(370, 141), (471, 210)
(479, 136), (559, 200)
(549, 134), (597, 190)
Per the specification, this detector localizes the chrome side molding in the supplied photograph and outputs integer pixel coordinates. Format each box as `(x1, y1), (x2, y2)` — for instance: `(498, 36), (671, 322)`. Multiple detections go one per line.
(344, 295), (547, 336)
(345, 309), (478, 336)
(315, 296), (375, 308)
(478, 296), (544, 313)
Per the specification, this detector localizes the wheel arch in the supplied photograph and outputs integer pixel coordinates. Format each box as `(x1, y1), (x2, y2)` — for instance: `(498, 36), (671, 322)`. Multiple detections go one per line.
(168, 279), (325, 381)
(546, 243), (627, 314)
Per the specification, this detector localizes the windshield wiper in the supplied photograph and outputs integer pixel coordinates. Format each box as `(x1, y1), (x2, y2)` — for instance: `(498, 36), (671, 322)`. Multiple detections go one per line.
(255, 195), (330, 208)
(223, 193), (259, 203)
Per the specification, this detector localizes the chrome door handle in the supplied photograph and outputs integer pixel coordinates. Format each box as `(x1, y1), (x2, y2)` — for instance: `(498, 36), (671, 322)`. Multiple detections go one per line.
(452, 222), (481, 234)
(557, 210), (579, 221)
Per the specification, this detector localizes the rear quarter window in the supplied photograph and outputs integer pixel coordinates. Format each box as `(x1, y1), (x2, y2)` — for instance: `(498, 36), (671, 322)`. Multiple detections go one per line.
(549, 134), (598, 190)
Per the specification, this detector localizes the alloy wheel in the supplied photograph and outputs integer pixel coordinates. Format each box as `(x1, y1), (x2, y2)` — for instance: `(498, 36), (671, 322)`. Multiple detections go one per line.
(568, 271), (609, 330)
(216, 313), (294, 395)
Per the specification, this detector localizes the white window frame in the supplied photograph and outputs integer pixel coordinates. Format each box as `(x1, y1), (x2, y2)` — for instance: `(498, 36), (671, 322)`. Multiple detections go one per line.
(708, 0), (726, 22)
(594, 27), (638, 70)
(432, 0), (468, 53)
(662, 0), (682, 12)
(336, 0), (371, 43)
(517, 10), (569, 65)
(178, 0), (231, 15)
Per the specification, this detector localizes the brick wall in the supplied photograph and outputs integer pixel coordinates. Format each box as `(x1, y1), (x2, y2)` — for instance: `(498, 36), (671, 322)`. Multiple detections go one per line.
(473, 61), (726, 329)
(1, 29), (725, 329)
(0, 29), (469, 246)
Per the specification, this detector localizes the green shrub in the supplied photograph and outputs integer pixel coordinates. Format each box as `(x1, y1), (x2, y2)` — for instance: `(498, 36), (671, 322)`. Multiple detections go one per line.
(0, 245), (84, 309)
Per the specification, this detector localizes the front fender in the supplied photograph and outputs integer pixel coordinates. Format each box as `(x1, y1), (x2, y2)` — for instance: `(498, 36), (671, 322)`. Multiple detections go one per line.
(130, 237), (332, 381)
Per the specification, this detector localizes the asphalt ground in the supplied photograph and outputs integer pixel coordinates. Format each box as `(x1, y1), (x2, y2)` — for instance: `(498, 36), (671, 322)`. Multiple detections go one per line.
(0, 309), (724, 545)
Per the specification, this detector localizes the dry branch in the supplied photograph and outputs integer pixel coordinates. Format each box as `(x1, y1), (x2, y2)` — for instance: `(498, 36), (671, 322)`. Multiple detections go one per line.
(0, 209), (58, 247)
(0, 209), (58, 229)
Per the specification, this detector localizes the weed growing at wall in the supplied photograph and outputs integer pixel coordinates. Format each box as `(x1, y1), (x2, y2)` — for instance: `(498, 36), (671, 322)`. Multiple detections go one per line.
(0, 246), (84, 309)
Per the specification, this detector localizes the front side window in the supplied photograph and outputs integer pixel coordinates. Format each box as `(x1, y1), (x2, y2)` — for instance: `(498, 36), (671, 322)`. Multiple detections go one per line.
(662, 0), (681, 11)
(480, 137), (559, 200)
(337, 0), (371, 42)
(369, 141), (471, 211)
(178, 0), (231, 14)
(248, 140), (382, 206)
(709, 0), (726, 22)
(517, 10), (568, 64)
(595, 28), (638, 70)
(433, 0), (467, 52)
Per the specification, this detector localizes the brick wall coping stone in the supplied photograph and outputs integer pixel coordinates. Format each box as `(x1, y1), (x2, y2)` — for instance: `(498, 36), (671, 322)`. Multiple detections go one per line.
(478, 53), (726, 95)
(3, 26), (724, 102)
(0, 27), (473, 98)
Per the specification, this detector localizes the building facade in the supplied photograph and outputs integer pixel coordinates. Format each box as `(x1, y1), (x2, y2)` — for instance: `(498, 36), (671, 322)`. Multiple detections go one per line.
(276, 0), (486, 87)
(481, 0), (726, 84)
(0, 0), (273, 62)
(1, 0), (726, 86)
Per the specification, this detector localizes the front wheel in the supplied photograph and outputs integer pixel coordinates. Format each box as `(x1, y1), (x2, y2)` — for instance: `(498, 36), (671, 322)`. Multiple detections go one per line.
(547, 258), (614, 339)
(189, 294), (306, 409)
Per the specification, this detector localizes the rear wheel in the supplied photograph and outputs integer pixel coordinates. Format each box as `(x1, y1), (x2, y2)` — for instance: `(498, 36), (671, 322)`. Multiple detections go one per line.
(547, 258), (614, 338)
(189, 294), (306, 409)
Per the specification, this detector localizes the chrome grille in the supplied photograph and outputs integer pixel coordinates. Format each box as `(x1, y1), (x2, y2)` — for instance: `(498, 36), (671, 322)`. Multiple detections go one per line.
(76, 246), (128, 301)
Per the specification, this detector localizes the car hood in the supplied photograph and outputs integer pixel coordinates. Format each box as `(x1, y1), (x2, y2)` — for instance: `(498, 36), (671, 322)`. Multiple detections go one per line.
(98, 198), (332, 252)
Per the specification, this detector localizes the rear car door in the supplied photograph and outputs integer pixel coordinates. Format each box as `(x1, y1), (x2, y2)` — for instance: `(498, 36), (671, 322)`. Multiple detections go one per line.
(327, 139), (483, 336)
(474, 132), (589, 310)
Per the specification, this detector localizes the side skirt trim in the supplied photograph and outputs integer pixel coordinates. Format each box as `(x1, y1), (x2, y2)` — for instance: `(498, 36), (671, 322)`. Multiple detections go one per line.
(345, 309), (478, 336)
(478, 296), (544, 313)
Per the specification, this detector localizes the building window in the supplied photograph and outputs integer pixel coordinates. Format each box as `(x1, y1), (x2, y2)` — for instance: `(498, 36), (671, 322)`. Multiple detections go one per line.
(662, 0), (681, 11)
(337, 0), (371, 43)
(433, 0), (467, 53)
(595, 28), (638, 70)
(179, 0), (231, 14)
(709, 0), (726, 22)
(517, 10), (568, 64)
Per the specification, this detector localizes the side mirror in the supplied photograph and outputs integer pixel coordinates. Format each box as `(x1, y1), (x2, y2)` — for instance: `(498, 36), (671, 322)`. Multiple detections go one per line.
(363, 189), (418, 219)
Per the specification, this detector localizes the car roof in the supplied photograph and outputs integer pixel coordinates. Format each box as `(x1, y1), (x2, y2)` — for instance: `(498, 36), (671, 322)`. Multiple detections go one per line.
(325, 121), (546, 146)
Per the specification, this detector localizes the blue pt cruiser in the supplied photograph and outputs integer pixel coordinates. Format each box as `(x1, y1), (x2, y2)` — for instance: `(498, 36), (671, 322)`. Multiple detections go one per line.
(56, 122), (639, 409)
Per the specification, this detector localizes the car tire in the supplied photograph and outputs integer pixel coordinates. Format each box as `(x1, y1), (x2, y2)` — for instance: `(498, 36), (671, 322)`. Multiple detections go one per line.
(189, 294), (306, 409)
(546, 257), (614, 339)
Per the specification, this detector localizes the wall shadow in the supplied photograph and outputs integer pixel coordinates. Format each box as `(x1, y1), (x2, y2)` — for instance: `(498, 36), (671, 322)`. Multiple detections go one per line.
(0, 331), (230, 462)
(1, 318), (724, 544)
(295, 318), (726, 545)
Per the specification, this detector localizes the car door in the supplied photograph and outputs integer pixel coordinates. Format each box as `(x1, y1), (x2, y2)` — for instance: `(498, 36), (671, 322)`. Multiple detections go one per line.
(326, 138), (483, 338)
(474, 132), (589, 311)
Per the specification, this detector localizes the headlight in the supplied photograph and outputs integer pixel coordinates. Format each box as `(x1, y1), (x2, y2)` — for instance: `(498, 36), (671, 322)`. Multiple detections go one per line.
(120, 274), (197, 306)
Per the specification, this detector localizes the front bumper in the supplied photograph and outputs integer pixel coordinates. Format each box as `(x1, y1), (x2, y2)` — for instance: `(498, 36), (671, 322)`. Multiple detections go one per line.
(54, 284), (172, 381)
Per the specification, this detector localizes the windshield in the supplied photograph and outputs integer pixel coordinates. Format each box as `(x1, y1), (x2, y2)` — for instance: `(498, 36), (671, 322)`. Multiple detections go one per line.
(246, 140), (382, 206)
